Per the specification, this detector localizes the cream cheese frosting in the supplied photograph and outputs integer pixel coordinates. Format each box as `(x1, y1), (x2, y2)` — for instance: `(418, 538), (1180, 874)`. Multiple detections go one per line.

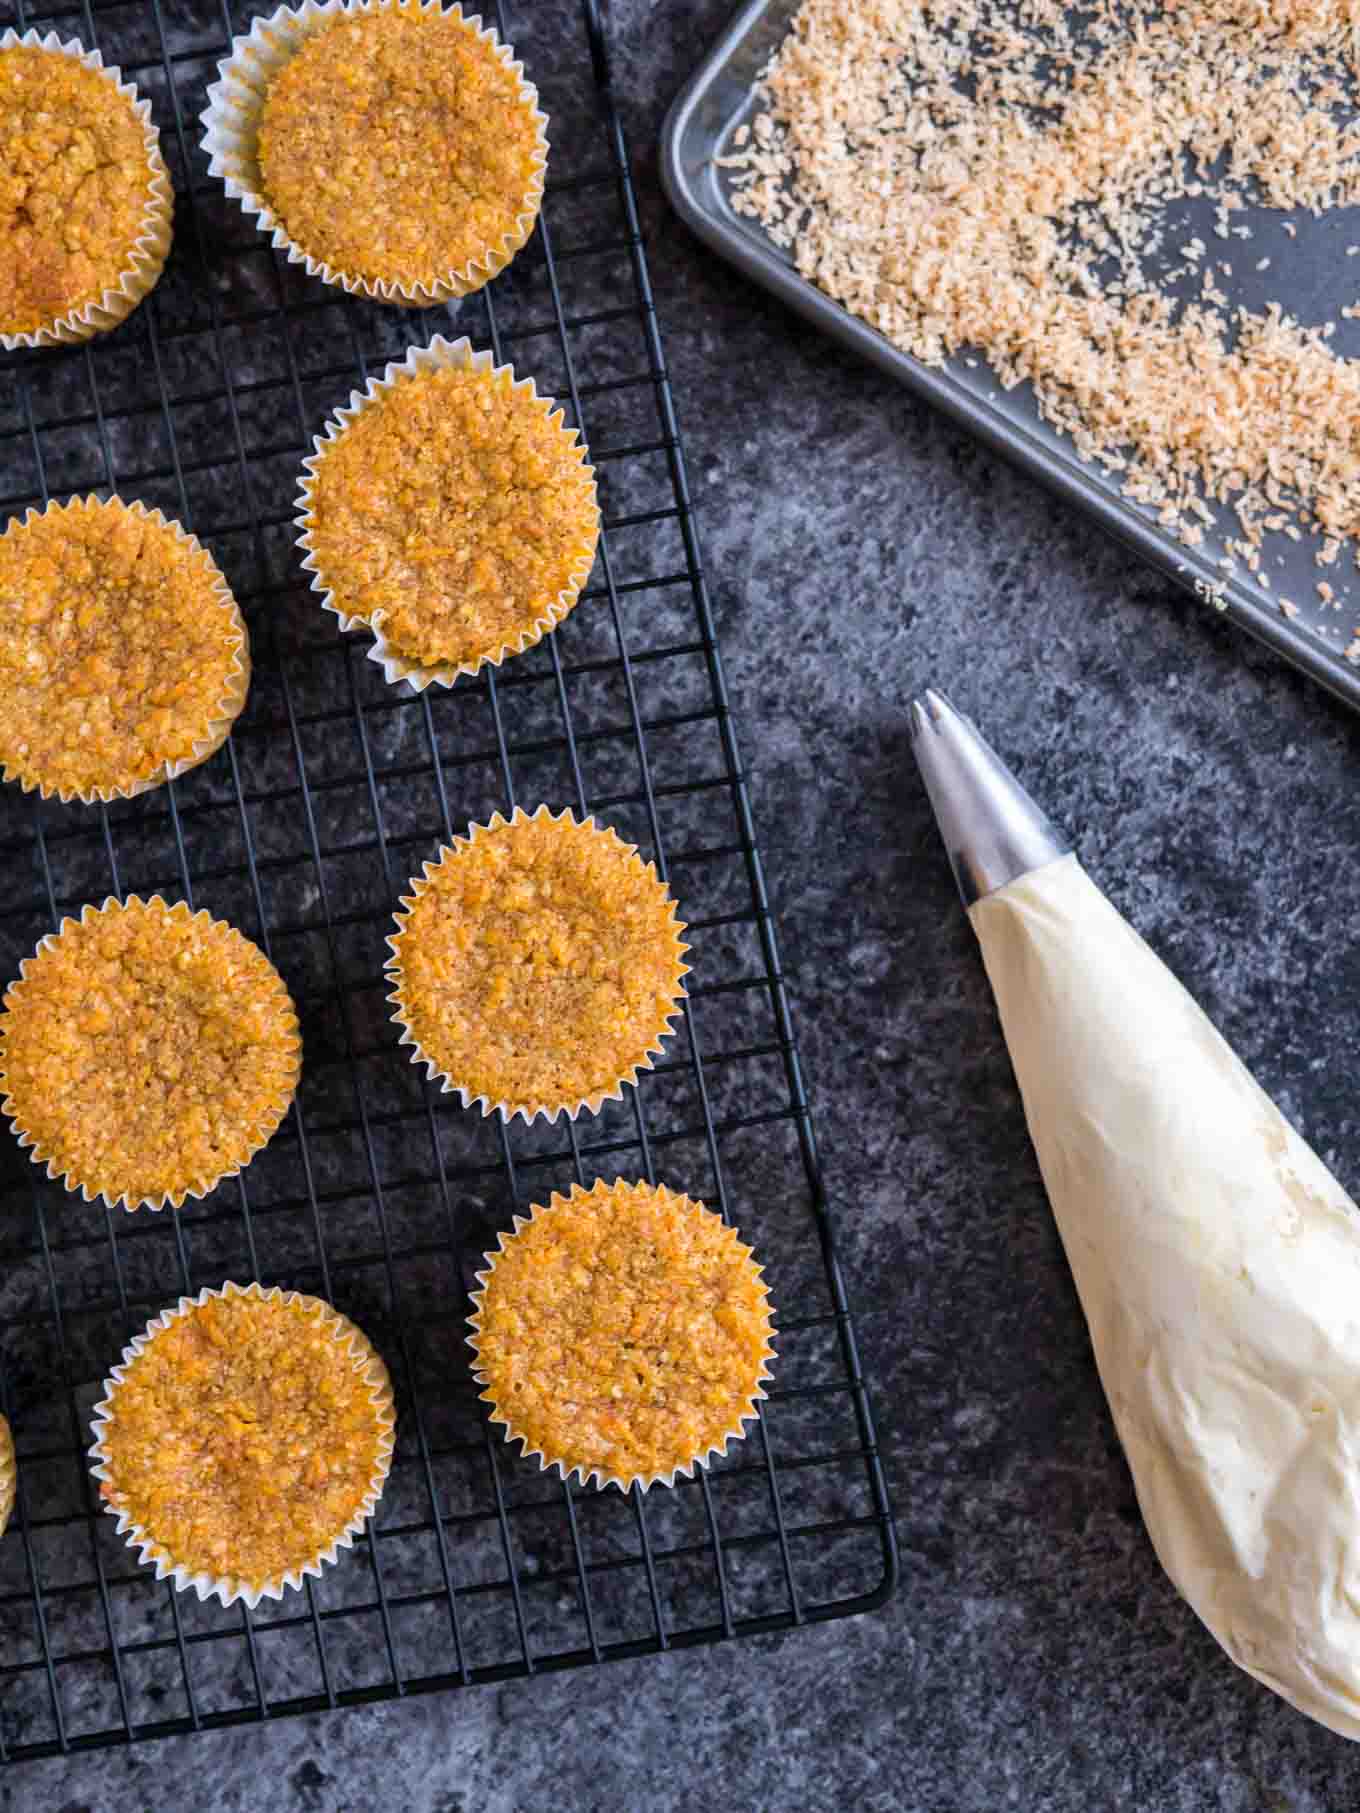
(971, 851), (1360, 1739)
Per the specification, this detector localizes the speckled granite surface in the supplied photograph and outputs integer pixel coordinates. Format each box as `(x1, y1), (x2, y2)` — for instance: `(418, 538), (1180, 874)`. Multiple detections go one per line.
(10, 0), (1360, 1807)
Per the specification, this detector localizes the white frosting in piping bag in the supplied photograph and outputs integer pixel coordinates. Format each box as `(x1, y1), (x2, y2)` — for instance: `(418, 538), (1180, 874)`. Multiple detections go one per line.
(970, 852), (1360, 1739)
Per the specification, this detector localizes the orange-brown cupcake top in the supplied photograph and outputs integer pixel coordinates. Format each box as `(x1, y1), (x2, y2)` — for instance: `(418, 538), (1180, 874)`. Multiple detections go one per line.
(257, 6), (544, 288)
(0, 898), (300, 1209)
(470, 1180), (774, 1484)
(0, 47), (157, 337)
(388, 809), (687, 1116)
(0, 1413), (13, 1538)
(0, 499), (248, 800)
(303, 362), (598, 672)
(95, 1288), (392, 1590)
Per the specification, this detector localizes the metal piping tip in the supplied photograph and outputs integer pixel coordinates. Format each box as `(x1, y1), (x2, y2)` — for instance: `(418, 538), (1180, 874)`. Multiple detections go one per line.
(909, 689), (1071, 906)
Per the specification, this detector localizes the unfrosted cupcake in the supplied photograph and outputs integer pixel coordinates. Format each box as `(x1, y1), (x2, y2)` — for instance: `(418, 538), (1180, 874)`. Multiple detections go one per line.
(0, 897), (300, 1211)
(387, 806), (688, 1122)
(0, 497), (250, 803)
(89, 1282), (395, 1607)
(0, 32), (172, 348)
(0, 1414), (13, 1537)
(468, 1179), (775, 1491)
(203, 0), (547, 306)
(297, 337), (598, 691)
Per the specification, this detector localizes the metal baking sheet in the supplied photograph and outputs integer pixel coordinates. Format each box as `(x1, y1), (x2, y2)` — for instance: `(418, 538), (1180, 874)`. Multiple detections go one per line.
(660, 0), (1360, 714)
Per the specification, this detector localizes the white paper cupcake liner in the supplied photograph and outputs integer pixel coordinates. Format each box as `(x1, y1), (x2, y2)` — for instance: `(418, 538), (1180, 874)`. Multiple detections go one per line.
(0, 896), (301, 1213)
(385, 805), (689, 1124)
(294, 335), (599, 692)
(200, 0), (548, 307)
(0, 1413), (14, 1538)
(88, 1281), (396, 1610)
(0, 30), (173, 351)
(466, 1185), (776, 1493)
(0, 497), (250, 805)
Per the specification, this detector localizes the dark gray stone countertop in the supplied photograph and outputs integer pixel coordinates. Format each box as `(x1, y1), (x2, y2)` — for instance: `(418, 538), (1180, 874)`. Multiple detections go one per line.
(12, 2), (1360, 1809)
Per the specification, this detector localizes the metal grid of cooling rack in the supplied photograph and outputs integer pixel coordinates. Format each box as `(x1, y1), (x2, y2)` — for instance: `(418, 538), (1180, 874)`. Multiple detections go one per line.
(0, 0), (896, 1760)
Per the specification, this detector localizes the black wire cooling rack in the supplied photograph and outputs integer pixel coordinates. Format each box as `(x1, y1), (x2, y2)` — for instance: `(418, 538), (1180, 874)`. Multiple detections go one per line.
(0, 0), (896, 1760)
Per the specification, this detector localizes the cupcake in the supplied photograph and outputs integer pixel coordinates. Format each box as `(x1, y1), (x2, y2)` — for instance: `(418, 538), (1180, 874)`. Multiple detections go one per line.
(89, 1282), (395, 1608)
(468, 1180), (776, 1491)
(387, 806), (688, 1122)
(0, 497), (250, 804)
(202, 0), (547, 306)
(297, 336), (599, 691)
(0, 31), (173, 349)
(0, 897), (301, 1212)
(0, 1414), (14, 1537)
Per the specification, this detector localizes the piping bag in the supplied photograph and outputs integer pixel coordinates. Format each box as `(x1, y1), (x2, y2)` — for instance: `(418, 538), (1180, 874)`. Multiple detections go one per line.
(912, 689), (1360, 1740)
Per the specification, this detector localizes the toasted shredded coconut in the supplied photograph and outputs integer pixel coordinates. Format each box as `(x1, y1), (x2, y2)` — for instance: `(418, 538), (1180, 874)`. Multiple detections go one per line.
(727, 1), (1360, 572)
